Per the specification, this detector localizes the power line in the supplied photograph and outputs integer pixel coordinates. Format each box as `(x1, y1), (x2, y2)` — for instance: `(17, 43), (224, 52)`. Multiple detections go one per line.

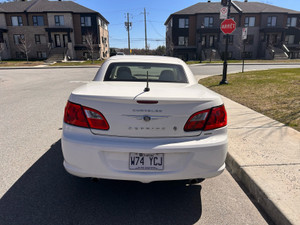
(149, 21), (165, 38)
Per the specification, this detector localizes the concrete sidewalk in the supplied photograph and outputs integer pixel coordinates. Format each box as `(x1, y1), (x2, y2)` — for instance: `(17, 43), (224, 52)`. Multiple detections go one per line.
(223, 96), (300, 225)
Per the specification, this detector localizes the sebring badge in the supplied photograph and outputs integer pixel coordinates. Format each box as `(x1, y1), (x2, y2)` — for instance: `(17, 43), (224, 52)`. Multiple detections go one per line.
(123, 114), (169, 121)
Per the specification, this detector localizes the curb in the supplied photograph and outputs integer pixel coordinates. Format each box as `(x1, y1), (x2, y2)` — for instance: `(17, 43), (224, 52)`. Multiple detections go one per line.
(189, 63), (300, 66)
(0, 66), (100, 70)
(226, 153), (292, 225)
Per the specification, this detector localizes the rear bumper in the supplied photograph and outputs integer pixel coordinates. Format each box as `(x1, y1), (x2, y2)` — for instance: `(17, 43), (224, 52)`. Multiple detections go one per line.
(62, 123), (227, 183)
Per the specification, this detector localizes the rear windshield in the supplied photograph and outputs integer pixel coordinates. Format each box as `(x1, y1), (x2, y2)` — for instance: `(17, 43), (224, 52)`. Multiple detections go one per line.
(104, 63), (188, 83)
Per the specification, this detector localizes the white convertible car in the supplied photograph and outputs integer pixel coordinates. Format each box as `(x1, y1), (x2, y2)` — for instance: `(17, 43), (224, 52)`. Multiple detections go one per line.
(62, 55), (227, 183)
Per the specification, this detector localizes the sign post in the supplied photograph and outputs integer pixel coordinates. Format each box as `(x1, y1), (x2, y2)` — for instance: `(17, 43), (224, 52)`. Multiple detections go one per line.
(219, 0), (242, 85)
(220, 18), (236, 85)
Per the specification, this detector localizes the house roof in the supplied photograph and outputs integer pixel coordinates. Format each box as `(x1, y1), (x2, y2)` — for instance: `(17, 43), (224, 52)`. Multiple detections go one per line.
(165, 1), (300, 24)
(0, 0), (108, 23)
(0, 1), (34, 13)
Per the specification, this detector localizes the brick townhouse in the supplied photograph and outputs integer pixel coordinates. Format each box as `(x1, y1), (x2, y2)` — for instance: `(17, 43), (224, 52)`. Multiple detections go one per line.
(0, 0), (109, 61)
(165, 0), (300, 61)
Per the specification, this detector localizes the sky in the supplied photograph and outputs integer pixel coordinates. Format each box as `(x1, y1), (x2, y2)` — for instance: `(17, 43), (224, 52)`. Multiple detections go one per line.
(74, 0), (300, 50)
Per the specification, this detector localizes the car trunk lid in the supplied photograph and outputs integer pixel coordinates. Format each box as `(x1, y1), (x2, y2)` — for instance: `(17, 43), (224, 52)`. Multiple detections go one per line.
(69, 82), (222, 138)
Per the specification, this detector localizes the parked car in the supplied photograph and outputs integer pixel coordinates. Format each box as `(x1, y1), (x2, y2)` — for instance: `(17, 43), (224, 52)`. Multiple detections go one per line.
(62, 55), (227, 183)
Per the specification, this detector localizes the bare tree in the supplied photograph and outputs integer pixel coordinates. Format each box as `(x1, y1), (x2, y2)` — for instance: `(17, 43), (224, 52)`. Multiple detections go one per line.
(17, 35), (31, 63)
(84, 32), (97, 63)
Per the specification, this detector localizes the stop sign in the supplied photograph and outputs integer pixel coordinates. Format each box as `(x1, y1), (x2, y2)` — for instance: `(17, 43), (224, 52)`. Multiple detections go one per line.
(221, 19), (236, 34)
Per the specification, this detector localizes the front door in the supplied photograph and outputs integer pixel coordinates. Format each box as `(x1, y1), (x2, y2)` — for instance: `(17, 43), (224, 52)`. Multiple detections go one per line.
(272, 34), (278, 46)
(201, 36), (206, 47)
(54, 34), (61, 47)
(267, 34), (278, 46)
(63, 34), (68, 47)
(209, 35), (215, 47)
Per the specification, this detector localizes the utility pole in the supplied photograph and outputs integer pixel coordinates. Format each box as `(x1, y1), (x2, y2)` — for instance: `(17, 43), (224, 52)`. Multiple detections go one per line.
(125, 13), (132, 54)
(144, 8), (148, 53)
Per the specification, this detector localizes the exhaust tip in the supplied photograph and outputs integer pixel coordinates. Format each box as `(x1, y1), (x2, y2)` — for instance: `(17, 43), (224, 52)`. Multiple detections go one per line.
(187, 178), (205, 186)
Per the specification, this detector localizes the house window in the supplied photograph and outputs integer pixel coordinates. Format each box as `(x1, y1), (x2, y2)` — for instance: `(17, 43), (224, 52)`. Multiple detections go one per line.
(82, 35), (87, 44)
(242, 52), (252, 59)
(245, 17), (255, 27)
(35, 34), (46, 44)
(222, 51), (233, 59)
(81, 16), (92, 27)
(54, 15), (64, 26)
(287, 17), (297, 27)
(35, 34), (40, 44)
(82, 34), (95, 45)
(11, 16), (23, 26)
(204, 17), (214, 28)
(103, 23), (108, 30)
(13, 34), (24, 44)
(98, 18), (108, 30)
(267, 16), (277, 27)
(285, 35), (295, 44)
(178, 36), (188, 46)
(37, 51), (47, 59)
(98, 18), (102, 26)
(179, 18), (189, 28)
(102, 36), (107, 44)
(33, 16), (44, 26)
(245, 35), (254, 44)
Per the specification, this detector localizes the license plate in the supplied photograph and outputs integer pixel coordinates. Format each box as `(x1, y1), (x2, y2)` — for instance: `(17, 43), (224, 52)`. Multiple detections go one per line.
(129, 153), (164, 170)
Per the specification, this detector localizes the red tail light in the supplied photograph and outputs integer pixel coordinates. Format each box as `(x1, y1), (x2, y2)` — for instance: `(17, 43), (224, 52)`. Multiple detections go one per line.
(184, 109), (210, 131)
(64, 101), (109, 130)
(184, 105), (227, 131)
(64, 102), (89, 128)
(204, 105), (227, 131)
(82, 106), (109, 130)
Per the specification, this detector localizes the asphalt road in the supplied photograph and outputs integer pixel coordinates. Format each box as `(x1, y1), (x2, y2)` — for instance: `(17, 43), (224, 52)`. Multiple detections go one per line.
(190, 63), (300, 80)
(0, 66), (281, 225)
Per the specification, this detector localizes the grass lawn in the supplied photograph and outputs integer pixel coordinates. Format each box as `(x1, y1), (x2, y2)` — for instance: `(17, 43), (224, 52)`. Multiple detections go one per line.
(198, 68), (300, 131)
(0, 60), (44, 67)
(0, 60), (104, 67)
(186, 59), (300, 64)
(51, 60), (104, 66)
